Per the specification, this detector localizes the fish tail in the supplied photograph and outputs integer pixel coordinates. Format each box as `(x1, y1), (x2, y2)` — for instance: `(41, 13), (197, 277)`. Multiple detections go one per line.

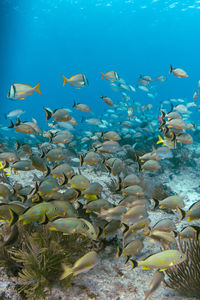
(157, 135), (163, 144)
(4, 113), (7, 120)
(34, 82), (42, 94)
(122, 223), (129, 234)
(135, 154), (142, 172)
(116, 246), (122, 258)
(60, 263), (73, 280)
(62, 74), (68, 86)
(169, 65), (173, 74)
(129, 259), (138, 269)
(177, 207), (185, 220)
(101, 72), (105, 79)
(43, 107), (52, 121)
(16, 141), (20, 150)
(8, 120), (14, 128)
(152, 198), (159, 209)
(8, 208), (19, 226)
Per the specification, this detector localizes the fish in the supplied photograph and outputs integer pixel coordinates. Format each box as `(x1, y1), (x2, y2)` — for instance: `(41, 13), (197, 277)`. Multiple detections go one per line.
(7, 82), (41, 100)
(130, 249), (186, 270)
(169, 65), (188, 78)
(44, 107), (71, 122)
(100, 96), (114, 107)
(142, 160), (161, 172)
(73, 100), (92, 113)
(69, 175), (90, 190)
(144, 271), (164, 300)
(155, 75), (166, 82)
(19, 201), (77, 225)
(5, 109), (25, 119)
(16, 142), (32, 155)
(151, 218), (176, 232)
(82, 182), (103, 200)
(80, 151), (100, 166)
(60, 251), (98, 280)
(98, 206), (126, 221)
(153, 195), (185, 210)
(48, 217), (97, 240)
(101, 71), (119, 82)
(157, 135), (175, 149)
(117, 239), (144, 262)
(193, 91), (199, 101)
(83, 199), (113, 213)
(148, 230), (177, 246)
(0, 162), (12, 176)
(179, 226), (200, 240)
(102, 131), (121, 141)
(122, 174), (140, 188)
(62, 73), (89, 88)
(0, 224), (19, 247)
(177, 200), (200, 221)
(9, 122), (37, 135)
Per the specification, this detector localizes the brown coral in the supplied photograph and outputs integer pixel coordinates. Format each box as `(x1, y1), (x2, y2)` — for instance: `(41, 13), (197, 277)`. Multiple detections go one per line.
(165, 238), (200, 297)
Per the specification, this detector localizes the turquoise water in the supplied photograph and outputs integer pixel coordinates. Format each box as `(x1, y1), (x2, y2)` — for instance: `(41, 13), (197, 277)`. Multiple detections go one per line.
(1, 0), (200, 128)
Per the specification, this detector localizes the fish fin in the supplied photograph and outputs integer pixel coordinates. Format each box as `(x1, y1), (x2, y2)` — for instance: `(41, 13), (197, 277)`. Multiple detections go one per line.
(48, 226), (57, 231)
(39, 214), (49, 225)
(8, 209), (19, 226)
(157, 135), (163, 144)
(135, 154), (141, 172)
(116, 246), (122, 258)
(45, 165), (51, 177)
(16, 141), (20, 150)
(73, 99), (76, 108)
(59, 173), (68, 186)
(76, 201), (83, 210)
(124, 255), (130, 264)
(129, 259), (138, 269)
(8, 120), (14, 128)
(177, 207), (185, 220)
(101, 72), (105, 79)
(34, 82), (42, 94)
(74, 188), (81, 199)
(159, 268), (168, 271)
(80, 154), (84, 167)
(96, 226), (103, 239)
(152, 199), (159, 209)
(43, 107), (52, 121)
(188, 217), (192, 222)
(59, 263), (73, 280)
(122, 223), (129, 234)
(84, 194), (98, 201)
(142, 266), (150, 270)
(62, 74), (68, 86)
(169, 65), (173, 74)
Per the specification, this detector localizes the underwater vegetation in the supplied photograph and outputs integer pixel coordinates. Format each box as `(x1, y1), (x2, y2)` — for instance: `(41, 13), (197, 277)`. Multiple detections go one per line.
(165, 238), (200, 298)
(0, 224), (96, 299)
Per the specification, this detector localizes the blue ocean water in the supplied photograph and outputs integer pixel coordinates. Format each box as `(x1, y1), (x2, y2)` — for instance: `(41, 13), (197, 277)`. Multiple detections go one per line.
(1, 0), (200, 128)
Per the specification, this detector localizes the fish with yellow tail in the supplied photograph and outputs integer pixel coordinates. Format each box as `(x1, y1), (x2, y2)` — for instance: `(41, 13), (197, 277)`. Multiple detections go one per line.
(129, 249), (186, 271)
(62, 73), (89, 89)
(7, 82), (41, 100)
(60, 251), (98, 280)
(157, 135), (175, 149)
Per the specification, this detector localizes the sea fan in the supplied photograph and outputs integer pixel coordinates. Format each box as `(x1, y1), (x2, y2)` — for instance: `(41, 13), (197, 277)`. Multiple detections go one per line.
(165, 238), (200, 297)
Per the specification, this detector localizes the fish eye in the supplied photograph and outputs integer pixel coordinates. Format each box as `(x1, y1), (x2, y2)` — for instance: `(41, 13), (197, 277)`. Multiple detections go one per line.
(180, 255), (182, 258)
